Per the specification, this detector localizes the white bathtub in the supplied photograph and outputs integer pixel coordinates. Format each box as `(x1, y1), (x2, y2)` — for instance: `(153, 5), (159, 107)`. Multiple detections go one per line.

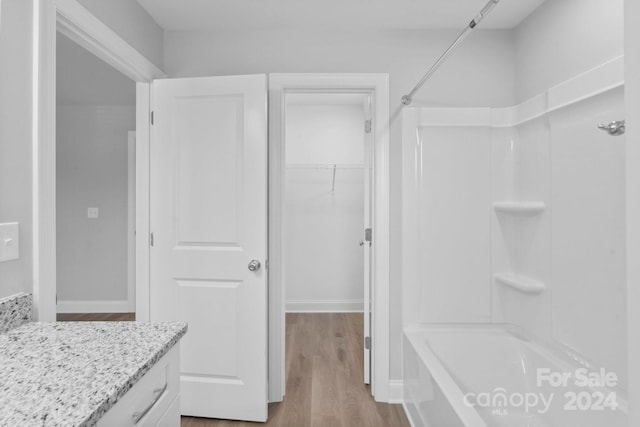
(402, 324), (627, 427)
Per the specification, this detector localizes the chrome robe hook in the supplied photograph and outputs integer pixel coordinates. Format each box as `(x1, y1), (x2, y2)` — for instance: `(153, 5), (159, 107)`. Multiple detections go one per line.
(598, 120), (626, 136)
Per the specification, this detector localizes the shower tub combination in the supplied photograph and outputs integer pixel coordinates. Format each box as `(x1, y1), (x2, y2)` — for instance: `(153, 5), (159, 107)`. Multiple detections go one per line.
(401, 53), (628, 427)
(402, 324), (628, 427)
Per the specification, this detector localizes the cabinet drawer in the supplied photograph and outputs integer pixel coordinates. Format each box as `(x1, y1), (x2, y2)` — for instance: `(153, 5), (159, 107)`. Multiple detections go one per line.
(98, 345), (180, 427)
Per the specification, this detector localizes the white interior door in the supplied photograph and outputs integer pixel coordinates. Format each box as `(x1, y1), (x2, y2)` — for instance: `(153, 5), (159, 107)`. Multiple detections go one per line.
(363, 95), (373, 385)
(150, 75), (268, 422)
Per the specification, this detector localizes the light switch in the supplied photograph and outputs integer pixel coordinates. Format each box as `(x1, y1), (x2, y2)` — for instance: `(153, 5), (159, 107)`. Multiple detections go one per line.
(0, 222), (19, 262)
(87, 207), (99, 219)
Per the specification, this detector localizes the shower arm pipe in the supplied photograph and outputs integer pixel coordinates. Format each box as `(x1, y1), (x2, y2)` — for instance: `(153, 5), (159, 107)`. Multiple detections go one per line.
(401, 0), (500, 106)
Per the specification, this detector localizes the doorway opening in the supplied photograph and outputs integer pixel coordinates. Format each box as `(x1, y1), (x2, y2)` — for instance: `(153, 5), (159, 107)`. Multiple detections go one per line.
(263, 90), (399, 421)
(283, 92), (369, 313)
(282, 90), (372, 383)
(55, 32), (136, 321)
(282, 91), (372, 384)
(269, 73), (390, 405)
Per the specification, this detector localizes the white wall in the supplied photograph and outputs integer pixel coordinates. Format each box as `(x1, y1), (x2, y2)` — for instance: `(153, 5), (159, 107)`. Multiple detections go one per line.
(0, 0), (33, 298)
(56, 105), (134, 308)
(515, 0), (624, 103)
(285, 104), (365, 312)
(76, 0), (164, 69)
(57, 33), (136, 105)
(0, 0), (159, 302)
(285, 168), (364, 311)
(55, 18), (136, 311)
(286, 105), (364, 166)
(164, 27), (517, 379)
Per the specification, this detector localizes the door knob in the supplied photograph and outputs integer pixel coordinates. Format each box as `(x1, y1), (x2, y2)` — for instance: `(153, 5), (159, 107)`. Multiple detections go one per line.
(248, 259), (261, 272)
(359, 241), (365, 247)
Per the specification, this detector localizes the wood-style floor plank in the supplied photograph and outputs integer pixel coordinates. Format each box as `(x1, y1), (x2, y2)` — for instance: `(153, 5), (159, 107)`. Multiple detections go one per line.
(182, 313), (410, 427)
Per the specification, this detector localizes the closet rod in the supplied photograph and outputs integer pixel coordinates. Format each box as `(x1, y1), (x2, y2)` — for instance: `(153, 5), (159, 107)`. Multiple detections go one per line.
(401, 0), (500, 106)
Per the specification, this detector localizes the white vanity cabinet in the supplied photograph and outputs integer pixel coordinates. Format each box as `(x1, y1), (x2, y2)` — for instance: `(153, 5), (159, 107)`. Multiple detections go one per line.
(0, 316), (186, 426)
(98, 345), (181, 427)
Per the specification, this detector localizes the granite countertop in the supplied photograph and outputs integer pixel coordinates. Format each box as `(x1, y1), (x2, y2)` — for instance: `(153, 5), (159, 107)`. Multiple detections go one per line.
(0, 321), (187, 427)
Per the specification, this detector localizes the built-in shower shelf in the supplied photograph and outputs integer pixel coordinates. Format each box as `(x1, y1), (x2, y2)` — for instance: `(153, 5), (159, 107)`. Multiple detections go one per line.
(493, 201), (546, 215)
(494, 272), (546, 295)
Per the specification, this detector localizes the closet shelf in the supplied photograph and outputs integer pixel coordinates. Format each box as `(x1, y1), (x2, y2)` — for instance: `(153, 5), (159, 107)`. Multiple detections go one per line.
(493, 201), (546, 215)
(494, 272), (546, 295)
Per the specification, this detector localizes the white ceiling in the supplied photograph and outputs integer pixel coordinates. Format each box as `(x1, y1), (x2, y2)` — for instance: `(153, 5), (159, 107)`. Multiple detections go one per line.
(137, 0), (546, 32)
(57, 33), (135, 106)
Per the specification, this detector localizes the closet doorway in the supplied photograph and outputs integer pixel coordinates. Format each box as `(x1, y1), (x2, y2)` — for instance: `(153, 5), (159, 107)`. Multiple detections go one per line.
(284, 93), (370, 308)
(280, 91), (373, 402)
(268, 73), (390, 402)
(283, 91), (372, 381)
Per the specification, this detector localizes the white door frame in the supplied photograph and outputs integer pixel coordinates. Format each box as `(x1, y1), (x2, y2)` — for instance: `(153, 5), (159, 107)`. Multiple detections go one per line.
(268, 74), (391, 402)
(127, 131), (136, 312)
(33, 0), (165, 320)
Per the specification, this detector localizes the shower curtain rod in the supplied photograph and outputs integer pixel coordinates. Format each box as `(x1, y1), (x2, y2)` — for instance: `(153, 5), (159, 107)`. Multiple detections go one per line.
(401, 0), (501, 106)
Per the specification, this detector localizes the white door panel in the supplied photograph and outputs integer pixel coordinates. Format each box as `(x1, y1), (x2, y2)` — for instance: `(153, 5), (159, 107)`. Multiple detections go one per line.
(150, 75), (268, 422)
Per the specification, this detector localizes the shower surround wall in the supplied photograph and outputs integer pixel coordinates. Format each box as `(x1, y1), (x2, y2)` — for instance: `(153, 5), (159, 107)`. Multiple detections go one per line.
(413, 121), (492, 323)
(403, 57), (627, 393)
(548, 86), (626, 387)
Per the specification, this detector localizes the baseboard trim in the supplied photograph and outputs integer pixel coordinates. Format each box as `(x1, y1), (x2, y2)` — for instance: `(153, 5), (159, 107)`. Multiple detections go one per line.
(286, 299), (364, 313)
(389, 379), (404, 404)
(57, 299), (133, 313)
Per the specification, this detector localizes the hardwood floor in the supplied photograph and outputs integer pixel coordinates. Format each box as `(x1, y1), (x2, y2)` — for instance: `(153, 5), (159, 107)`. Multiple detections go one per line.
(55, 312), (408, 426)
(181, 313), (410, 427)
(56, 313), (135, 321)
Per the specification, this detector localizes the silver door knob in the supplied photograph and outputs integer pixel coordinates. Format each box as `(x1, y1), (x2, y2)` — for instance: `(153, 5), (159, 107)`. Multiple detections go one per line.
(248, 259), (261, 272)
(359, 241), (365, 247)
